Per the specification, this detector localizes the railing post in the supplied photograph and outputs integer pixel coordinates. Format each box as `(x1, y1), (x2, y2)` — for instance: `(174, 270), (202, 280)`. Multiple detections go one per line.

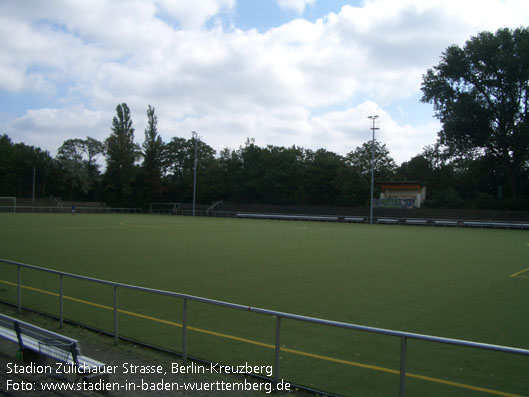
(275, 316), (281, 385)
(182, 298), (188, 365)
(59, 274), (64, 328)
(399, 336), (407, 397)
(113, 286), (118, 344)
(17, 264), (21, 314)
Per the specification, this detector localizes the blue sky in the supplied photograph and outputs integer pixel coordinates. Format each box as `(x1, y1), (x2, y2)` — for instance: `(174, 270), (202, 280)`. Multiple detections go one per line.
(231, 0), (357, 31)
(1, 0), (528, 164)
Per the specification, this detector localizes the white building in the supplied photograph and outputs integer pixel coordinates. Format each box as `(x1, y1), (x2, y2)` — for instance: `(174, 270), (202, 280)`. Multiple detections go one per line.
(376, 181), (426, 209)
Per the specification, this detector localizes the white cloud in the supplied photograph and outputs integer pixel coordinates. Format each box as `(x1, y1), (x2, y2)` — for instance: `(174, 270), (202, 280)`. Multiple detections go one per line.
(308, 102), (440, 163)
(276, 0), (316, 14)
(1, 0), (529, 164)
(6, 101), (437, 165)
(7, 107), (111, 156)
(157, 0), (235, 29)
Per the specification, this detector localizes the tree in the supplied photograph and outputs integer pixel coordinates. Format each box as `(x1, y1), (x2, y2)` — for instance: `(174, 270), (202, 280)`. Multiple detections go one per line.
(0, 135), (59, 198)
(303, 149), (347, 206)
(421, 27), (529, 198)
(83, 137), (105, 191)
(398, 154), (432, 184)
(229, 141), (306, 205)
(57, 139), (90, 198)
(165, 135), (216, 202)
(142, 105), (165, 202)
(217, 147), (243, 202)
(346, 141), (398, 181)
(345, 141), (398, 206)
(104, 103), (140, 204)
(259, 145), (305, 204)
(0, 134), (15, 195)
(237, 138), (264, 203)
(57, 137), (104, 200)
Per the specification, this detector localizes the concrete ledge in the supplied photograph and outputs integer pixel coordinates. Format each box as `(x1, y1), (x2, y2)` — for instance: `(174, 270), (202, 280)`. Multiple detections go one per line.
(237, 213), (338, 222)
(377, 218), (399, 224)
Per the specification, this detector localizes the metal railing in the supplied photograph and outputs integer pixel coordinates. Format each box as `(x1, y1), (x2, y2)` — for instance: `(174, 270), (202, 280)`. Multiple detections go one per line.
(3, 206), (529, 229)
(151, 209), (529, 229)
(149, 209), (234, 217)
(1, 258), (529, 396)
(207, 200), (224, 212)
(1, 206), (143, 214)
(50, 195), (63, 208)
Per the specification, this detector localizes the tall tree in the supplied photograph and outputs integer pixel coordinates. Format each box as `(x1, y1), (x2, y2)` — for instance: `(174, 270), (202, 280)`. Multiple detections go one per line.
(84, 137), (104, 176)
(142, 105), (165, 201)
(57, 139), (90, 198)
(0, 135), (58, 198)
(238, 138), (264, 203)
(345, 141), (398, 206)
(259, 145), (305, 204)
(57, 137), (104, 200)
(303, 149), (347, 206)
(421, 27), (529, 198)
(398, 154), (432, 184)
(165, 136), (216, 202)
(104, 103), (139, 204)
(0, 134), (15, 195)
(346, 141), (398, 181)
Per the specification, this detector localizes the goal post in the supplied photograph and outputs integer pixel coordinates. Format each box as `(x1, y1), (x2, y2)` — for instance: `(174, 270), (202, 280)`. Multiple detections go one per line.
(0, 197), (16, 212)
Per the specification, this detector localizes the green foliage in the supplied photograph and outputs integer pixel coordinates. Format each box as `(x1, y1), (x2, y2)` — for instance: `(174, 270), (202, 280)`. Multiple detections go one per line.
(56, 137), (104, 200)
(398, 155), (431, 184)
(0, 134), (15, 181)
(104, 103), (140, 205)
(141, 105), (165, 202)
(57, 139), (90, 197)
(421, 27), (529, 198)
(303, 149), (347, 206)
(7, 26), (529, 217)
(0, 134), (59, 198)
(164, 135), (217, 203)
(345, 141), (398, 205)
(346, 140), (397, 180)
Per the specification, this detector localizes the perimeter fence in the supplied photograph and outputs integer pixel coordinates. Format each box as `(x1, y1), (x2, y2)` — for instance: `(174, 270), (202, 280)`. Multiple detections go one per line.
(155, 209), (529, 229)
(1, 258), (528, 396)
(0, 206), (142, 214)
(3, 202), (529, 230)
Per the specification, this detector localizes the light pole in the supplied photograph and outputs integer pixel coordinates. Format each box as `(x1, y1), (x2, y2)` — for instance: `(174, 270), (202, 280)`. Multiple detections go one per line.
(368, 115), (379, 224)
(192, 131), (198, 217)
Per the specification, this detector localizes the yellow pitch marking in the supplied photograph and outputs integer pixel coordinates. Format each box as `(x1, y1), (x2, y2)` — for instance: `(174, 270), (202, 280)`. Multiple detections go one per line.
(510, 267), (529, 279)
(0, 279), (524, 397)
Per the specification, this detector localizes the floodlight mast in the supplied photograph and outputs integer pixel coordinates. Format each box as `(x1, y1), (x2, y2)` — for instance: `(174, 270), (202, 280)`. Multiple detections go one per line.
(192, 131), (198, 217)
(368, 115), (379, 225)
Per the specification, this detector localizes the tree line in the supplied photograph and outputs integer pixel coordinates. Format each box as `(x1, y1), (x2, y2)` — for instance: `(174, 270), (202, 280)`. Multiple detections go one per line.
(1, 27), (528, 210)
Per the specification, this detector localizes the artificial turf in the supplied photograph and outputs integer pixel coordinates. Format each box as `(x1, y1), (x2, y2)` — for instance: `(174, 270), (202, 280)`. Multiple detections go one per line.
(0, 213), (528, 396)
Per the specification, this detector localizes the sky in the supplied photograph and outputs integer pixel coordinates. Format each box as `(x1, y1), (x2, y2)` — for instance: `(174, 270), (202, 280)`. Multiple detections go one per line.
(1, 0), (529, 165)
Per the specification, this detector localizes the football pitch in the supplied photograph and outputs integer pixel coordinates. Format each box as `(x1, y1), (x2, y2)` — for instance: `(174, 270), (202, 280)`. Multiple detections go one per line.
(0, 213), (528, 396)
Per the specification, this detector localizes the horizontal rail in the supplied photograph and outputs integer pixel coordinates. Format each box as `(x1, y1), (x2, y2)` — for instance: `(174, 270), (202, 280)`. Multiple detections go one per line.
(4, 207), (529, 229)
(0, 206), (142, 213)
(237, 213), (338, 221)
(2, 258), (529, 358)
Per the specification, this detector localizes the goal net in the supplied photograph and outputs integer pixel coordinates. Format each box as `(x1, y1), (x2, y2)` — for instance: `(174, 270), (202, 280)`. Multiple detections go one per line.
(0, 197), (16, 212)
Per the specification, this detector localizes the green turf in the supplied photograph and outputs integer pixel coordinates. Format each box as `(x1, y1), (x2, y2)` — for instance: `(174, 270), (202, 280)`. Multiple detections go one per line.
(0, 213), (528, 396)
